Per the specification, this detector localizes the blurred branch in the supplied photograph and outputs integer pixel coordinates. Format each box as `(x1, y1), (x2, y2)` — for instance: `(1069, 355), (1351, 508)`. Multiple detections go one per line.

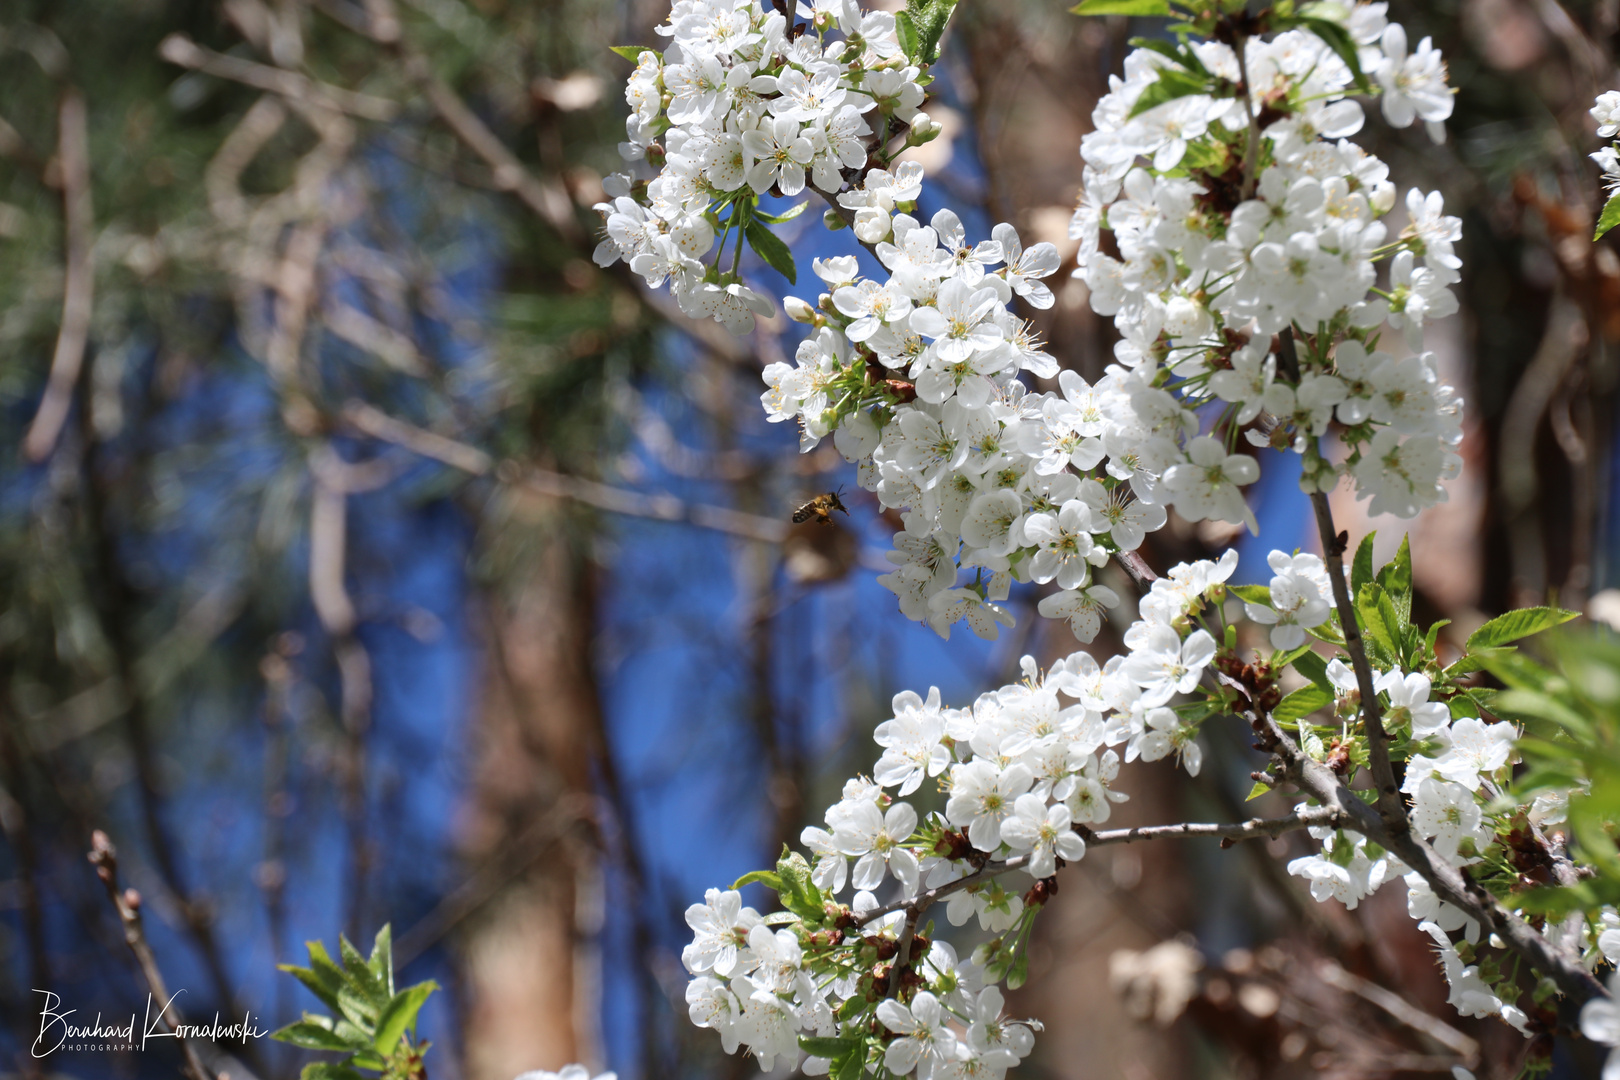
(157, 34), (398, 121)
(22, 89), (93, 462)
(314, 0), (581, 241)
(344, 400), (793, 540)
(88, 831), (213, 1080)
(1315, 959), (1480, 1065)
(392, 793), (597, 966)
(308, 452), (376, 939)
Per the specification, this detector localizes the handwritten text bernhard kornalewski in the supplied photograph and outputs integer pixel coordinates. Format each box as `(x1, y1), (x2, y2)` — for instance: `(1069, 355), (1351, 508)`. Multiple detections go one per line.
(33, 989), (270, 1058)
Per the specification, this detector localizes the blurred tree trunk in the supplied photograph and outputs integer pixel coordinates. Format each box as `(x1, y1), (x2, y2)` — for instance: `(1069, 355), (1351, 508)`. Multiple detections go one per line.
(459, 527), (603, 1080)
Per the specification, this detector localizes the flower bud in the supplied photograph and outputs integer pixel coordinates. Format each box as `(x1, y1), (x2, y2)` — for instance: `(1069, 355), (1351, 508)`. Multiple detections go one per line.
(853, 207), (892, 244)
(906, 112), (941, 145)
(822, 207), (849, 231)
(784, 295), (818, 323)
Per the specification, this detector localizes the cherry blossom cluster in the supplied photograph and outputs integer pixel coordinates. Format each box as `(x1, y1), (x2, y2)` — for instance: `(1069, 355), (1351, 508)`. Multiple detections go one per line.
(608, 5), (1617, 1072)
(592, 0), (934, 333)
(1068, 8), (1467, 516)
(1593, 90), (1620, 241)
(680, 533), (1601, 1072)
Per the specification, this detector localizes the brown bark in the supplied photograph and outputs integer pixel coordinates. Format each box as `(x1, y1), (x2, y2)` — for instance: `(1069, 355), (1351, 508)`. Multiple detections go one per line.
(458, 535), (603, 1080)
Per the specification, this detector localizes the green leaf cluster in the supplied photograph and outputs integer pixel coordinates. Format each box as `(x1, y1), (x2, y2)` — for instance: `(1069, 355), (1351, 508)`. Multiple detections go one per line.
(896, 0), (960, 67)
(274, 926), (437, 1080)
(1492, 629), (1620, 917)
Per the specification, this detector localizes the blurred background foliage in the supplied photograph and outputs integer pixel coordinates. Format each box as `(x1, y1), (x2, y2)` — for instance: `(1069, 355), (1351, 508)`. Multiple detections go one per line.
(0, 1), (1617, 1079)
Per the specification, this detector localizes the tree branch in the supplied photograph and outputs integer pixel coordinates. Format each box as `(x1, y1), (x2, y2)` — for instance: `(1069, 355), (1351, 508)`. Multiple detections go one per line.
(88, 832), (212, 1080)
(1254, 707), (1607, 1007)
(856, 807), (1338, 929)
(23, 89), (94, 462)
(1275, 327), (1406, 832)
(157, 34), (398, 121)
(317, 0), (581, 241)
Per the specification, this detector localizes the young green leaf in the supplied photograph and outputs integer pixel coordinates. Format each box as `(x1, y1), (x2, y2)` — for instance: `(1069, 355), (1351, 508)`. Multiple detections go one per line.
(1596, 192), (1620, 242)
(834, 1048), (867, 1080)
(1355, 582), (1399, 665)
(609, 45), (651, 63)
(1228, 583), (1271, 604)
(1375, 534), (1412, 624)
(731, 868), (784, 891)
(274, 1019), (360, 1053)
(1291, 649), (1332, 691)
(368, 924), (394, 997)
(1245, 779), (1272, 801)
(755, 201), (809, 224)
(745, 219), (798, 284)
(338, 936), (382, 997)
(1273, 684), (1333, 723)
(279, 961), (345, 1015)
(374, 982), (439, 1056)
(895, 11), (920, 61)
(1298, 17), (1373, 93)
(1128, 66), (1209, 118)
(300, 1064), (366, 1080)
(800, 1035), (861, 1058)
(1071, 0), (1172, 14)
(1350, 531), (1377, 595)
(1465, 607), (1579, 651)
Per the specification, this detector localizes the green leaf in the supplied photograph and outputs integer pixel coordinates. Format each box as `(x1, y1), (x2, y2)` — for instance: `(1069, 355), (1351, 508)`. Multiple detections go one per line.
(1246, 779), (1271, 801)
(300, 1065), (365, 1080)
(1071, 0), (1171, 13)
(755, 201), (809, 225)
(1291, 649), (1332, 691)
(899, 0), (959, 66)
(609, 46), (652, 63)
(731, 869), (783, 891)
(1356, 582), (1399, 666)
(1596, 192), (1620, 242)
(776, 848), (823, 920)
(1228, 584), (1271, 605)
(274, 1019), (360, 1053)
(338, 936), (381, 997)
(1128, 66), (1210, 119)
(834, 1048), (867, 1080)
(336, 982), (379, 1032)
(1446, 693), (1480, 719)
(1299, 17), (1373, 93)
(279, 962), (344, 1015)
(745, 219), (797, 284)
(800, 1035), (861, 1058)
(895, 12), (919, 61)
(1274, 684), (1333, 723)
(1466, 607), (1579, 651)
(369, 925), (394, 997)
(1350, 531), (1377, 595)
(374, 982), (438, 1055)
(1375, 534), (1412, 624)
(1130, 36), (1209, 75)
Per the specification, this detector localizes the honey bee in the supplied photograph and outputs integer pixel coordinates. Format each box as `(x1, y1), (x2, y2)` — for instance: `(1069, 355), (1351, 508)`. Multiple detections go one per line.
(791, 487), (849, 525)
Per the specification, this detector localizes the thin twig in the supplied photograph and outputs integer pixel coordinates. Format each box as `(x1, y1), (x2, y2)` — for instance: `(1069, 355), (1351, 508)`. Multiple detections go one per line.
(856, 807), (1338, 928)
(87, 832), (212, 1080)
(157, 34), (398, 121)
(23, 89), (94, 462)
(1235, 32), (1261, 202)
(1315, 959), (1480, 1064)
(1276, 328), (1405, 831)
